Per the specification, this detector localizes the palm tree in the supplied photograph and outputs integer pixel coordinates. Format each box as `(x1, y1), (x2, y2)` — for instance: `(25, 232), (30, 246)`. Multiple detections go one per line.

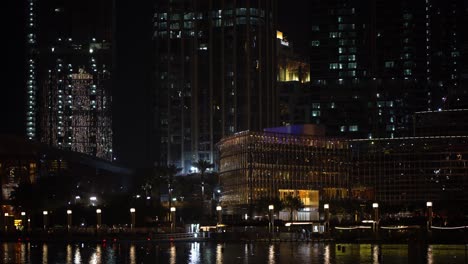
(142, 166), (166, 205)
(283, 194), (304, 221)
(257, 196), (284, 215)
(193, 159), (213, 200)
(165, 164), (181, 209)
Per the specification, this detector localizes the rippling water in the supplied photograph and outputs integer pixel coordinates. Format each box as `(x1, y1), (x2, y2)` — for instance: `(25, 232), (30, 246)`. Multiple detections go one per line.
(1, 242), (466, 263)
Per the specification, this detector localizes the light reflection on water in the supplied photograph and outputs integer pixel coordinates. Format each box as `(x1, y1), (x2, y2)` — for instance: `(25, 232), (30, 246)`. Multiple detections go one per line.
(0, 242), (466, 263)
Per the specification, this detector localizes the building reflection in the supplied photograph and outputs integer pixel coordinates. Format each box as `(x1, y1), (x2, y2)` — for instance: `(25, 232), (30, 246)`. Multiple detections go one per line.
(42, 244), (48, 264)
(189, 242), (200, 264)
(216, 244), (223, 264)
(372, 245), (380, 264)
(66, 244), (72, 263)
(324, 244), (330, 264)
(169, 243), (176, 264)
(268, 244), (275, 264)
(74, 245), (82, 264)
(129, 244), (136, 264)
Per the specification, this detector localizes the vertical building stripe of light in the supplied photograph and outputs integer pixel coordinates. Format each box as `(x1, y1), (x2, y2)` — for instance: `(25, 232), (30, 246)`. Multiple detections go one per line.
(450, 5), (458, 93)
(425, 0), (431, 82)
(26, 0), (37, 140)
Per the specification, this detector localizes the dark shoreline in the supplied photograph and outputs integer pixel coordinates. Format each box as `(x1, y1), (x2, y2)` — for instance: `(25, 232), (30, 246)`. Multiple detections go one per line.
(0, 230), (467, 245)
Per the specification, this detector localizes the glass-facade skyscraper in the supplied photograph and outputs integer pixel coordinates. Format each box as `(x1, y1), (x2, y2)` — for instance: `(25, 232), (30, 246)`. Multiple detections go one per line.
(309, 0), (468, 139)
(153, 0), (278, 172)
(26, 0), (113, 160)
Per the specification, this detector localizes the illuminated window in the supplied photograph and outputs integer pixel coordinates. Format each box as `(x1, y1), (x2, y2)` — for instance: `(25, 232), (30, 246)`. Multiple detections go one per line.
(311, 40), (320, 47)
(349, 125), (358, 132)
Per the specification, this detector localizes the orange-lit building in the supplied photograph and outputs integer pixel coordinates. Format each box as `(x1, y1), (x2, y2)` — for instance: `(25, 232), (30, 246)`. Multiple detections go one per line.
(217, 125), (468, 218)
(217, 126), (349, 220)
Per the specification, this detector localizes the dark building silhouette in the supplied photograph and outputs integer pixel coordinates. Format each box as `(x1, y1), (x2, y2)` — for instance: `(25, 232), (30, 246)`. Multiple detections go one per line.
(309, 0), (468, 139)
(26, 0), (113, 160)
(153, 0), (278, 172)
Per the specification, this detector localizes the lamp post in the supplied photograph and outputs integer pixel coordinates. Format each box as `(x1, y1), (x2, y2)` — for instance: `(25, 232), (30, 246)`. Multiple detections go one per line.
(216, 206), (222, 227)
(324, 204), (330, 233)
(426, 201), (433, 231)
(372, 203), (379, 232)
(67, 210), (72, 231)
(20, 212), (26, 231)
(268, 205), (274, 234)
(4, 213), (8, 232)
(96, 209), (102, 230)
(42, 211), (48, 230)
(130, 208), (136, 230)
(170, 207), (176, 233)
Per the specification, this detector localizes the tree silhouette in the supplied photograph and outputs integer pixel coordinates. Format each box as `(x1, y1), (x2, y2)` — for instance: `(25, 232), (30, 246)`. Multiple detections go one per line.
(283, 194), (304, 221)
(164, 164), (181, 209)
(193, 159), (213, 200)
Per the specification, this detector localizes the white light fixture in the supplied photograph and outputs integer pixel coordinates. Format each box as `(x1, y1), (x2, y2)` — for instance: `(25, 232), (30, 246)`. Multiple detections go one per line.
(96, 209), (101, 214)
(268, 205), (274, 210)
(130, 208), (136, 213)
(67, 210), (72, 215)
(90, 196), (97, 201)
(324, 204), (329, 209)
(4, 213), (8, 217)
(43, 211), (48, 215)
(372, 203), (379, 208)
(21, 212), (26, 216)
(170, 207), (176, 212)
(426, 201), (432, 207)
(216, 206), (222, 211)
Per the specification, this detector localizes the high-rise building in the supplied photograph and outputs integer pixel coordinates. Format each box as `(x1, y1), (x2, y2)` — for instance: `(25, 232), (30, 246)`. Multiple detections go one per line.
(26, 0), (114, 160)
(309, 0), (468, 138)
(276, 31), (313, 127)
(153, 0), (278, 172)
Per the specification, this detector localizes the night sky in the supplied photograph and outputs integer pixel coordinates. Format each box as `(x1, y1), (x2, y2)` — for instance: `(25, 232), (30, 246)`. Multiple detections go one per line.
(3, 1), (310, 168)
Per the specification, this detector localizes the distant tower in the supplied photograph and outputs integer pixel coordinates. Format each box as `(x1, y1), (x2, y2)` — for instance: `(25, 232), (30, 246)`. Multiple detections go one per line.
(27, 0), (114, 160)
(153, 0), (278, 172)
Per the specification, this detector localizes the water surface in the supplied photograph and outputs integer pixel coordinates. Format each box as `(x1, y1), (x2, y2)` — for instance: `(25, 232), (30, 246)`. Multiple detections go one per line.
(1, 242), (466, 263)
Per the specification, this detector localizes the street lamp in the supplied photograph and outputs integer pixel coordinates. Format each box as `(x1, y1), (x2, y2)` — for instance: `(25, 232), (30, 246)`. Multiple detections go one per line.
(96, 209), (102, 230)
(4, 213), (8, 232)
(43, 211), (48, 230)
(426, 201), (433, 231)
(324, 204), (330, 233)
(268, 205), (274, 234)
(67, 210), (72, 231)
(216, 206), (222, 227)
(170, 207), (176, 233)
(20, 212), (26, 231)
(372, 203), (379, 232)
(130, 208), (136, 230)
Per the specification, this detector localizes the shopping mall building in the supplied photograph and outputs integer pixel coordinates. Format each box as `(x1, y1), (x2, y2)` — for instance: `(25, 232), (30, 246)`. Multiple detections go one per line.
(217, 124), (468, 220)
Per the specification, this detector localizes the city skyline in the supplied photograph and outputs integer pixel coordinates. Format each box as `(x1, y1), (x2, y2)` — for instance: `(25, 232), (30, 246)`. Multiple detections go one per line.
(3, 0), (468, 169)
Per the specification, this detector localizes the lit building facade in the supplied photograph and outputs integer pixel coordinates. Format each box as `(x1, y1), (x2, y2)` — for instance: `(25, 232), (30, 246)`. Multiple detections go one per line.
(308, 0), (468, 139)
(153, 0), (278, 173)
(26, 0), (113, 160)
(350, 136), (468, 205)
(217, 126), (350, 220)
(218, 126), (468, 216)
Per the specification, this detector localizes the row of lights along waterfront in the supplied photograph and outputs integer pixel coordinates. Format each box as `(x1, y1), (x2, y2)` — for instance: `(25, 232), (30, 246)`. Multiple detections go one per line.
(4, 202), (434, 232)
(323, 201), (434, 231)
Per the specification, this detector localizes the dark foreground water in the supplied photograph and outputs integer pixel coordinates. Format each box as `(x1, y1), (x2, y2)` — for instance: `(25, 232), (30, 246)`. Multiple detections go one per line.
(1, 242), (467, 264)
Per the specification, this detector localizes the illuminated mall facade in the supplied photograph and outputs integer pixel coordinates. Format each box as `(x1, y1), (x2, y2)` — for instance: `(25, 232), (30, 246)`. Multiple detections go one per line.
(217, 125), (468, 220)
